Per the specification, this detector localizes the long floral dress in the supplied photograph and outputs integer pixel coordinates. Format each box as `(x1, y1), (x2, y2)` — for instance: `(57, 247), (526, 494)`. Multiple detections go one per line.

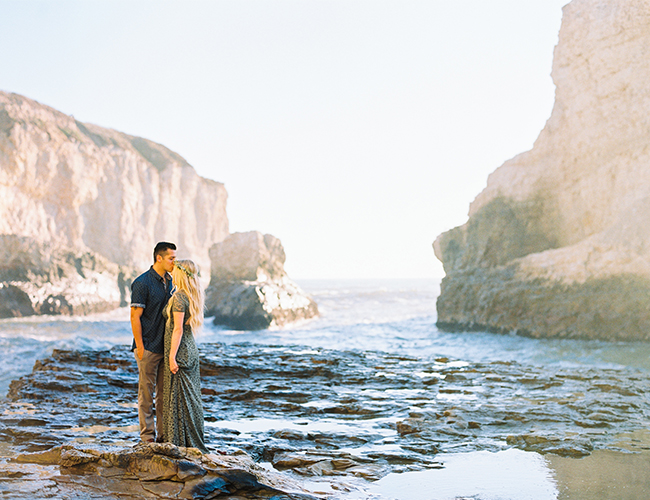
(162, 291), (207, 452)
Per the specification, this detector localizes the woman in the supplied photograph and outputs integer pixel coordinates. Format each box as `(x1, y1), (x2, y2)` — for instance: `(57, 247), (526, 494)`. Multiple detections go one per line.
(162, 259), (208, 452)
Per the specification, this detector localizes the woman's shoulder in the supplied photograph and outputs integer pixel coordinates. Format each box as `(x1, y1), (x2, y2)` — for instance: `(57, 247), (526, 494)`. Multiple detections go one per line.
(171, 290), (190, 309)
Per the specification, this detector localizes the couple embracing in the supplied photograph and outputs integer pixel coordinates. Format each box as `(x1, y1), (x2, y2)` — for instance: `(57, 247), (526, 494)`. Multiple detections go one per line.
(130, 242), (208, 453)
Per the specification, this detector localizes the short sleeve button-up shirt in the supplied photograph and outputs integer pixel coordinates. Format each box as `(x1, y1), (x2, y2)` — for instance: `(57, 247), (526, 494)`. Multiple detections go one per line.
(131, 266), (173, 354)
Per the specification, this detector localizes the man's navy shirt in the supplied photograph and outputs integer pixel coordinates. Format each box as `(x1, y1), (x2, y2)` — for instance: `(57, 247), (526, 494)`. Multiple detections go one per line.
(131, 266), (173, 355)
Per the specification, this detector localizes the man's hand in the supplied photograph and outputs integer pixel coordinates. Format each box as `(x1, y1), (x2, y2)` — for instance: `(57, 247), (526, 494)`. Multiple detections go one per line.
(136, 345), (145, 360)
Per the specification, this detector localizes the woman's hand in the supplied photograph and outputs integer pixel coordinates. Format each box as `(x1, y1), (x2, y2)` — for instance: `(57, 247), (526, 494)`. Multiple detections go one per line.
(170, 356), (179, 374)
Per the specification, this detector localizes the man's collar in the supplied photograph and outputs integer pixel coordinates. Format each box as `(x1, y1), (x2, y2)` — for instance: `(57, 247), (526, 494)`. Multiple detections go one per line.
(149, 266), (172, 282)
(148, 266), (167, 282)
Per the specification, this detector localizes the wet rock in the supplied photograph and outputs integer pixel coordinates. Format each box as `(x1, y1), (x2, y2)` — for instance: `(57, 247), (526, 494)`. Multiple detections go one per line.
(271, 450), (367, 479)
(14, 447), (62, 466)
(330, 458), (358, 470)
(396, 418), (425, 436)
(506, 434), (594, 458)
(4, 343), (650, 491)
(345, 464), (391, 481)
(272, 452), (334, 469)
(14, 443), (321, 499)
(205, 232), (318, 329)
(302, 460), (336, 476)
(60, 448), (100, 467)
(273, 430), (307, 441)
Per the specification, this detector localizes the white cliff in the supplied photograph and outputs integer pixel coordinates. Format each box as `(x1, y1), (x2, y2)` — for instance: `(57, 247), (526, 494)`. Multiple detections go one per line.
(0, 91), (228, 273)
(0, 91), (229, 316)
(434, 0), (650, 340)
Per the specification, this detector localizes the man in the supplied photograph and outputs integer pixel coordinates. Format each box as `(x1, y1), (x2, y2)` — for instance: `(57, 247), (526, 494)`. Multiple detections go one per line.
(130, 241), (177, 443)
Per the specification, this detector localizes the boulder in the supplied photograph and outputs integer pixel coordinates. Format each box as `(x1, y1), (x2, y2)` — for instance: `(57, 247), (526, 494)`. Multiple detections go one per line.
(434, 0), (650, 340)
(205, 232), (318, 329)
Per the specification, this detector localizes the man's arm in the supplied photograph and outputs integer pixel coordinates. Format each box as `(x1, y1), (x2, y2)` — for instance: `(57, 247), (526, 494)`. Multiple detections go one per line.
(131, 306), (145, 360)
(130, 278), (148, 360)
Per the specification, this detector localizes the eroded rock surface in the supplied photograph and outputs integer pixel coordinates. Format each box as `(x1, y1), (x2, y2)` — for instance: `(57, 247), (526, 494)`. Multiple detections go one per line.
(434, 0), (650, 340)
(4, 343), (650, 489)
(9, 442), (318, 499)
(205, 232), (318, 329)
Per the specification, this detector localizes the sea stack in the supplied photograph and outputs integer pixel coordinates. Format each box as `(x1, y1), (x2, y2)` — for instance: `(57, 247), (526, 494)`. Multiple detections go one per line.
(0, 91), (229, 317)
(205, 231), (318, 330)
(434, 0), (650, 340)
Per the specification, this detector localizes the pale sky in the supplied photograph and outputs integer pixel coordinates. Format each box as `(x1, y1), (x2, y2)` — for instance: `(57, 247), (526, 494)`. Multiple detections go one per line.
(0, 0), (568, 279)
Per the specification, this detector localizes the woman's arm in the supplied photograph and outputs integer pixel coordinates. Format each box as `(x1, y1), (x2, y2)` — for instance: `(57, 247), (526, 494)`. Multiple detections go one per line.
(169, 310), (185, 374)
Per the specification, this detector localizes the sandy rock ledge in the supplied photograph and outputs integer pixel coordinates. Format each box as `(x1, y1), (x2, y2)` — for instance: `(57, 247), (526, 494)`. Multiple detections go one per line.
(13, 442), (321, 500)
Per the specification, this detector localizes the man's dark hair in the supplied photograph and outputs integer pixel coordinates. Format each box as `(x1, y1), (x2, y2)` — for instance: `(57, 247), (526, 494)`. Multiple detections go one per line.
(153, 242), (176, 263)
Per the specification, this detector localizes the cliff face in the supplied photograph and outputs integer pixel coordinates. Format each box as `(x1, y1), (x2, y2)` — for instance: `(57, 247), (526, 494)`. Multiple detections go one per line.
(0, 91), (228, 271)
(0, 91), (229, 316)
(434, 0), (650, 340)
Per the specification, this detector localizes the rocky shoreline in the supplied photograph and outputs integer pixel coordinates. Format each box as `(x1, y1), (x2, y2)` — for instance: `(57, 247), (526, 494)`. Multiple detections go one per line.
(3, 343), (650, 497)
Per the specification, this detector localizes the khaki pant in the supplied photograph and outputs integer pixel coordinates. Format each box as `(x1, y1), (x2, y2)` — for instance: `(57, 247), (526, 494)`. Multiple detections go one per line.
(134, 349), (164, 441)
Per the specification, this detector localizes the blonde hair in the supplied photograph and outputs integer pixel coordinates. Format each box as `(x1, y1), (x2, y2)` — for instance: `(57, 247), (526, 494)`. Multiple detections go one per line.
(167, 259), (205, 332)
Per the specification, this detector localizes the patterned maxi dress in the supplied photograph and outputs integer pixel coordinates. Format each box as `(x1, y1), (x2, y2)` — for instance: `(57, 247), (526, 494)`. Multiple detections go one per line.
(162, 291), (208, 452)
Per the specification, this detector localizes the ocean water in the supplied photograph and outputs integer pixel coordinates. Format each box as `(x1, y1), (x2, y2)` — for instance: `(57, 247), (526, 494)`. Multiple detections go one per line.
(3, 278), (650, 499)
(4, 278), (649, 397)
(201, 279), (650, 373)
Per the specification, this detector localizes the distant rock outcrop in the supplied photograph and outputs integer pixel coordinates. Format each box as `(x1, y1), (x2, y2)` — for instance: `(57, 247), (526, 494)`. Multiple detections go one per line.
(0, 235), (130, 317)
(205, 231), (318, 330)
(0, 91), (229, 317)
(434, 0), (650, 340)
